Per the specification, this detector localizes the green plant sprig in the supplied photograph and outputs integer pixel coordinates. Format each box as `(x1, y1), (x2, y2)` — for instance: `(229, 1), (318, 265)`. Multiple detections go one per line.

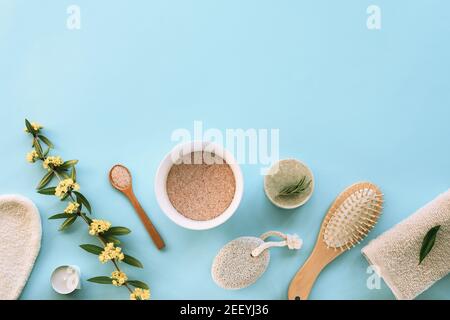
(278, 176), (311, 197)
(419, 225), (441, 265)
(24, 119), (149, 300)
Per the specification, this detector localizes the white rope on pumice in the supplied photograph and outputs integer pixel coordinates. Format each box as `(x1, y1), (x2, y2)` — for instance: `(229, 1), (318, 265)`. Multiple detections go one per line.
(251, 231), (303, 257)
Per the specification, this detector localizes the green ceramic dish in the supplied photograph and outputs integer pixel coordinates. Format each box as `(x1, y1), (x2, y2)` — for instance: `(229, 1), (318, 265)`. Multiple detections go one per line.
(264, 159), (314, 209)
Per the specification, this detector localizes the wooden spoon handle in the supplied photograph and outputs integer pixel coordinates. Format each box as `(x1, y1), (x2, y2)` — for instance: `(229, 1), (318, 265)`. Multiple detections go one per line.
(127, 191), (165, 250)
(288, 248), (332, 300)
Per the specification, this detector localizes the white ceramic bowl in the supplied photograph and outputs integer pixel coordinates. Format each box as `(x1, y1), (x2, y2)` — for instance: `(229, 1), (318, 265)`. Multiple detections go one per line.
(50, 265), (81, 295)
(264, 158), (314, 209)
(155, 141), (244, 230)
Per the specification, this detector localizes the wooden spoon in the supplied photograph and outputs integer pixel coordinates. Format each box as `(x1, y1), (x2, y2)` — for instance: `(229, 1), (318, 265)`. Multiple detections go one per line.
(109, 164), (165, 250)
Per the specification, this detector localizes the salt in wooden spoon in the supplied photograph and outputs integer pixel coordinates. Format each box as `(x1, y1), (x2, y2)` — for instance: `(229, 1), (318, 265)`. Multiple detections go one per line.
(109, 164), (165, 250)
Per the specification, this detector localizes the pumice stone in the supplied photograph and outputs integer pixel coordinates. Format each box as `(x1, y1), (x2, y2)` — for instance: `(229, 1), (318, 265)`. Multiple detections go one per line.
(212, 237), (270, 290)
(211, 231), (302, 290)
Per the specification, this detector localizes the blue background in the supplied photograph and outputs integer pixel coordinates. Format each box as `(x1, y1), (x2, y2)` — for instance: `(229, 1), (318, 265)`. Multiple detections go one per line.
(0, 1), (449, 300)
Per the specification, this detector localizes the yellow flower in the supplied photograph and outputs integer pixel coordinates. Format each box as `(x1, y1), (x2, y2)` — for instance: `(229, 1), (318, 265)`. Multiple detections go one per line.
(111, 271), (128, 287)
(26, 150), (39, 163)
(24, 122), (43, 133)
(89, 219), (111, 235)
(55, 178), (80, 198)
(130, 288), (150, 300)
(43, 156), (63, 170)
(64, 202), (80, 214)
(98, 243), (124, 263)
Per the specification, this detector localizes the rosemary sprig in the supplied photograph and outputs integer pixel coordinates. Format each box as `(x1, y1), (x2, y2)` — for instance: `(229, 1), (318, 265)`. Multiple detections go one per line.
(278, 176), (311, 197)
(24, 119), (149, 300)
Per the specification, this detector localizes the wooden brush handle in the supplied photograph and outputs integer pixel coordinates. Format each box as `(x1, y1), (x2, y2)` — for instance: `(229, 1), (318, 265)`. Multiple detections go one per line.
(288, 248), (335, 300)
(127, 191), (165, 250)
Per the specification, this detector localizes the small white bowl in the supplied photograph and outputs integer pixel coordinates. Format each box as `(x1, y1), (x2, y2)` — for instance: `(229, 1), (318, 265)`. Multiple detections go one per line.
(51, 265), (81, 295)
(155, 141), (244, 230)
(264, 159), (314, 209)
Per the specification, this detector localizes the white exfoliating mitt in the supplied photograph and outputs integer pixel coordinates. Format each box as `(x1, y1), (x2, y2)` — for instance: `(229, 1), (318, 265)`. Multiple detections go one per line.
(0, 195), (42, 299)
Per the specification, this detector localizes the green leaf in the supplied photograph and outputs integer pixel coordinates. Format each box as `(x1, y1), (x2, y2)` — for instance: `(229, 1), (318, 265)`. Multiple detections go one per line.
(36, 171), (55, 190)
(37, 187), (56, 195)
(80, 244), (103, 255)
(123, 254), (143, 268)
(49, 213), (72, 220)
(25, 119), (35, 134)
(105, 226), (131, 236)
(60, 192), (70, 201)
(71, 166), (76, 181)
(59, 215), (77, 231)
(38, 135), (53, 148)
(74, 191), (91, 213)
(43, 147), (50, 157)
(33, 139), (43, 158)
(87, 276), (112, 285)
(127, 280), (149, 290)
(102, 234), (121, 245)
(419, 225), (441, 264)
(60, 172), (70, 179)
(60, 160), (78, 169)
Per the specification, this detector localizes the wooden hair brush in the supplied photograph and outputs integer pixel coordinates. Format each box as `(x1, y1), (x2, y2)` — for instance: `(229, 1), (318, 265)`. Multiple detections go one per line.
(288, 182), (383, 300)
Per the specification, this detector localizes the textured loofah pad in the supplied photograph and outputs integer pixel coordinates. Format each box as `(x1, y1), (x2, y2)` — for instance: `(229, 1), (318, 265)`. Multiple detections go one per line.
(212, 237), (270, 290)
(0, 195), (41, 299)
(362, 189), (450, 300)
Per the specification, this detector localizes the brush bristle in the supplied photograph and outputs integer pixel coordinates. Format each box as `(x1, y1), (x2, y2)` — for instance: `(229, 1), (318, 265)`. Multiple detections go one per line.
(323, 184), (383, 250)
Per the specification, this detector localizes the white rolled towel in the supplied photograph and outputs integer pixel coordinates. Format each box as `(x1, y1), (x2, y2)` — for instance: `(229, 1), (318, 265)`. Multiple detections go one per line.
(362, 189), (450, 300)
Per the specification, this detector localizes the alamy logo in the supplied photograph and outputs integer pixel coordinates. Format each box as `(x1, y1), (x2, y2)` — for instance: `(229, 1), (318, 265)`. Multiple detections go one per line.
(366, 265), (382, 290)
(67, 5), (81, 30)
(171, 121), (280, 174)
(367, 5), (382, 30)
